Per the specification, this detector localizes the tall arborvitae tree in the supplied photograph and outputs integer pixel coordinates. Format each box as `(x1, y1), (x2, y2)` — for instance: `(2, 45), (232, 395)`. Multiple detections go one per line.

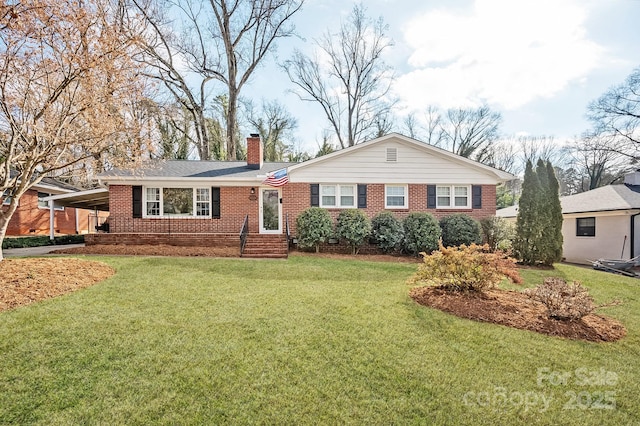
(514, 161), (542, 264)
(535, 158), (552, 260)
(546, 161), (564, 263)
(514, 159), (564, 265)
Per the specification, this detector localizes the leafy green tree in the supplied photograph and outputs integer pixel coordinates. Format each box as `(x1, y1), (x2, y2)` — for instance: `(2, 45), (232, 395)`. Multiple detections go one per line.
(403, 212), (441, 256)
(296, 208), (334, 253)
(336, 209), (372, 255)
(371, 211), (404, 253)
(439, 214), (482, 248)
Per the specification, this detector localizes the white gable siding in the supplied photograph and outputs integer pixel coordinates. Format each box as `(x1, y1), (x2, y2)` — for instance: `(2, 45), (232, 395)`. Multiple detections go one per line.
(289, 140), (501, 184)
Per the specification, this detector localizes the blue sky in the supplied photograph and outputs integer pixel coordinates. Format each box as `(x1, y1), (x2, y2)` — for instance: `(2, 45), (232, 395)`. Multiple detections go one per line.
(245, 0), (640, 152)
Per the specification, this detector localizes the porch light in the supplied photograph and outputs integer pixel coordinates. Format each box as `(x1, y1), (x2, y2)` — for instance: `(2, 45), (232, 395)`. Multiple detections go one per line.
(250, 187), (256, 195)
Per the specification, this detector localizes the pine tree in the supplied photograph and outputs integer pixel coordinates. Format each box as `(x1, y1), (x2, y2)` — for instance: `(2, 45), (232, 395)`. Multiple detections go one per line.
(546, 161), (564, 263)
(514, 160), (542, 264)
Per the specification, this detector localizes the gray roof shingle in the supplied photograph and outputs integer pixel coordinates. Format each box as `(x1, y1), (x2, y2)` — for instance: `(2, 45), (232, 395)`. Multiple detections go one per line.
(101, 160), (294, 180)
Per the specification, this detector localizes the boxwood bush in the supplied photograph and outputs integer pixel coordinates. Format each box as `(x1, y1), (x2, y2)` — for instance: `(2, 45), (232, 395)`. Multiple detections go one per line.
(336, 209), (371, 255)
(403, 212), (441, 256)
(370, 211), (403, 253)
(295, 207), (333, 253)
(439, 214), (482, 248)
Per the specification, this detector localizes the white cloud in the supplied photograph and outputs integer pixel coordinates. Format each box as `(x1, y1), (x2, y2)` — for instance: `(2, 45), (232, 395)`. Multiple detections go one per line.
(395, 0), (603, 111)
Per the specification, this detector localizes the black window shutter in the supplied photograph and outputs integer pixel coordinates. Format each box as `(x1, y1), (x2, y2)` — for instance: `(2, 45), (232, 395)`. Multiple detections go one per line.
(472, 185), (482, 209)
(427, 185), (436, 209)
(357, 184), (367, 209)
(132, 186), (142, 218)
(211, 187), (221, 219)
(310, 184), (319, 207)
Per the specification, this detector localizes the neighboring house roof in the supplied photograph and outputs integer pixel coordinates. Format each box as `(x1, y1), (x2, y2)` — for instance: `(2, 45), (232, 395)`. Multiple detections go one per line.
(496, 184), (640, 218)
(100, 160), (293, 183)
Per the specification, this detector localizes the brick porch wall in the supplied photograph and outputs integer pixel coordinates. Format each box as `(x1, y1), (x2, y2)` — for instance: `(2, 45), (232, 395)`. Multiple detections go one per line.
(86, 233), (239, 249)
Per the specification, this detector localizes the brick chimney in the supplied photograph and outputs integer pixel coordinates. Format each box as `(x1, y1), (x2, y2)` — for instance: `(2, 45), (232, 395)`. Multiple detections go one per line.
(246, 133), (263, 170)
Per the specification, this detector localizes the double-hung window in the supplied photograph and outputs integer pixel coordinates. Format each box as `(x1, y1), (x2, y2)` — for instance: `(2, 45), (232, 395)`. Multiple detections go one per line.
(385, 185), (408, 209)
(320, 184), (355, 208)
(144, 187), (211, 218)
(436, 185), (470, 209)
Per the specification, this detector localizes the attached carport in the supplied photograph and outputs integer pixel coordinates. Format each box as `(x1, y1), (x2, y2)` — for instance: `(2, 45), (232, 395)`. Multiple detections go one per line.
(43, 188), (110, 240)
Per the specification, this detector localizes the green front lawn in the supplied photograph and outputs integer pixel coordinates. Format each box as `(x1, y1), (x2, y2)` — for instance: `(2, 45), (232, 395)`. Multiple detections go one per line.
(0, 256), (638, 425)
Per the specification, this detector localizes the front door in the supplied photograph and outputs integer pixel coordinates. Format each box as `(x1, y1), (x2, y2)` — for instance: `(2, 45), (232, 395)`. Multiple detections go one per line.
(259, 187), (282, 234)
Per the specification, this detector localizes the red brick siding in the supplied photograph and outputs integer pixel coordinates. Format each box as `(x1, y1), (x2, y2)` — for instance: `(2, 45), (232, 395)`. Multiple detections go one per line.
(282, 183), (497, 236)
(105, 183), (497, 246)
(3, 189), (79, 236)
(109, 185), (260, 234)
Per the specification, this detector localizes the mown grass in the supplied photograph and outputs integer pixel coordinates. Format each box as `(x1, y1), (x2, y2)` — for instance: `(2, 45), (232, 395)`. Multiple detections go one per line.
(0, 256), (638, 425)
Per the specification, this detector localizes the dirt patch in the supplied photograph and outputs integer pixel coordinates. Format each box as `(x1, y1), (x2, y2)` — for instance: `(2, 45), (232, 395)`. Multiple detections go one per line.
(53, 244), (240, 257)
(410, 286), (626, 342)
(0, 258), (115, 312)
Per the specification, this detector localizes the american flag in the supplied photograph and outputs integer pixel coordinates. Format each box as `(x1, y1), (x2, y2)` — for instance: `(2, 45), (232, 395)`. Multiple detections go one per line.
(262, 168), (289, 187)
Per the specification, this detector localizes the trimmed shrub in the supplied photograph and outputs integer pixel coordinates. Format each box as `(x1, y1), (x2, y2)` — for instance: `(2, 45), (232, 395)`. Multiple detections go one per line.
(402, 212), (441, 256)
(336, 209), (371, 255)
(439, 214), (482, 248)
(296, 207), (333, 253)
(524, 277), (596, 320)
(408, 243), (522, 292)
(370, 211), (403, 253)
(480, 216), (515, 252)
(1, 234), (85, 249)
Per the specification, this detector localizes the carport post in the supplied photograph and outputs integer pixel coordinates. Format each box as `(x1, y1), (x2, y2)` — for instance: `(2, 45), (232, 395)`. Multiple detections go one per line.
(49, 201), (55, 240)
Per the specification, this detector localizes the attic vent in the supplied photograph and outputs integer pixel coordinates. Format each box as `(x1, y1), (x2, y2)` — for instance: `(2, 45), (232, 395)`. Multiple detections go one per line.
(386, 147), (397, 162)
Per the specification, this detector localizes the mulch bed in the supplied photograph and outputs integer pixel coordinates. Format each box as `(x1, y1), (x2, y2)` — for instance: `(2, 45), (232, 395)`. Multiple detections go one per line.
(0, 258), (115, 312)
(410, 286), (626, 342)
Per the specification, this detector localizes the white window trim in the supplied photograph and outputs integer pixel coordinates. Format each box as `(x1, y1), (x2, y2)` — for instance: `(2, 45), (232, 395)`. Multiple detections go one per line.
(385, 184), (408, 209)
(435, 185), (471, 209)
(143, 186), (212, 218)
(319, 184), (356, 208)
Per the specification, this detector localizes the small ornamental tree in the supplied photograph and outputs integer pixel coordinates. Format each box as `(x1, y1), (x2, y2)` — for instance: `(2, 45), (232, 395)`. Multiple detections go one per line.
(371, 211), (404, 253)
(403, 212), (441, 256)
(439, 214), (482, 248)
(296, 207), (333, 253)
(336, 209), (372, 255)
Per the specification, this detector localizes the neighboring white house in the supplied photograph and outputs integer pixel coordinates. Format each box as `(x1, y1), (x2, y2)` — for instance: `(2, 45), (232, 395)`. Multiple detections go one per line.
(497, 171), (640, 265)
